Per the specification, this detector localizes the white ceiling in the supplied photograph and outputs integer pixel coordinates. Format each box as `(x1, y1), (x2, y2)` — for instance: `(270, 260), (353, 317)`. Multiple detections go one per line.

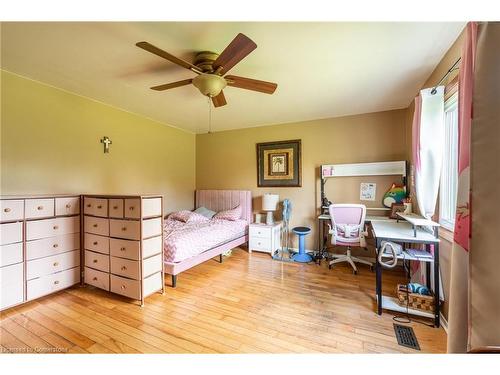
(1, 22), (464, 133)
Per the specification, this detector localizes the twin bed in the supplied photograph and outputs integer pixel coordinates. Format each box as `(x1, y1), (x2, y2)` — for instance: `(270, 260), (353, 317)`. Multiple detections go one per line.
(163, 190), (252, 287)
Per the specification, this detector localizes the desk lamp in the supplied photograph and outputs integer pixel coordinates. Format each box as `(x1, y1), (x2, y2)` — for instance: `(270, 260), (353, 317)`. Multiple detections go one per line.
(262, 194), (279, 225)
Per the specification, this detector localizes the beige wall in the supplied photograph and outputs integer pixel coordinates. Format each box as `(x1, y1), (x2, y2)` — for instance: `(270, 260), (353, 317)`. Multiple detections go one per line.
(1, 70), (196, 214)
(196, 110), (408, 250)
(404, 30), (465, 321)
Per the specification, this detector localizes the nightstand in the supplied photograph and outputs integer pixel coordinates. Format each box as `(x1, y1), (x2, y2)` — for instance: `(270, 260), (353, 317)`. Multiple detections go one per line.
(248, 222), (281, 254)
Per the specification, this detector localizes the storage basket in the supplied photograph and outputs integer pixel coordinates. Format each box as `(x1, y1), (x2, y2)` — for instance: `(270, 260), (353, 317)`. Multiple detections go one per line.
(396, 284), (435, 312)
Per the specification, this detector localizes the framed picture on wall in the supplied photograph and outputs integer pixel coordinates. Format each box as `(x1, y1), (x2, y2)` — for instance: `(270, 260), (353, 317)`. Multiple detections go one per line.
(256, 139), (301, 187)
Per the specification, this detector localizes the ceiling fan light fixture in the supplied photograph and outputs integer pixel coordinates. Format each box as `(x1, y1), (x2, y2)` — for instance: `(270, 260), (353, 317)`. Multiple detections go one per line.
(192, 73), (227, 97)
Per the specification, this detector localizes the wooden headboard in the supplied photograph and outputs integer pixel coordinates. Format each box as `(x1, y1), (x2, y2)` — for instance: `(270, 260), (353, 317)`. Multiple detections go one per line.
(195, 190), (252, 223)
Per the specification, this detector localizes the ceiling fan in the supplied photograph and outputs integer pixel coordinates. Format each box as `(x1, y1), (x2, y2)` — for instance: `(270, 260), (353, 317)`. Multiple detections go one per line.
(136, 33), (277, 108)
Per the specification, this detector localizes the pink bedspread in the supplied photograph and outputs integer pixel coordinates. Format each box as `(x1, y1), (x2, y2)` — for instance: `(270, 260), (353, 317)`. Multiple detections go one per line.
(163, 218), (248, 263)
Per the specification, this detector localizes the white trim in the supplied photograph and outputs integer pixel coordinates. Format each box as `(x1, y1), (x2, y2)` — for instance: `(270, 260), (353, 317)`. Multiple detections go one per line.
(440, 312), (449, 334)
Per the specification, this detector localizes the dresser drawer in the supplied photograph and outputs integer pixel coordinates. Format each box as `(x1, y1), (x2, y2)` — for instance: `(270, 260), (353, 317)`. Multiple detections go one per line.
(141, 198), (162, 218)
(26, 266), (80, 300)
(110, 238), (140, 260)
(143, 254), (162, 278)
(26, 233), (80, 261)
(84, 233), (110, 255)
(110, 256), (140, 280)
(84, 197), (108, 218)
(110, 219), (140, 240)
(55, 197), (80, 216)
(85, 250), (110, 273)
(26, 216), (80, 241)
(26, 249), (80, 280)
(143, 271), (162, 298)
(25, 198), (55, 219)
(85, 267), (109, 291)
(110, 274), (140, 300)
(0, 263), (24, 310)
(1, 242), (24, 267)
(0, 222), (23, 245)
(249, 237), (272, 251)
(249, 225), (272, 238)
(109, 199), (124, 218)
(143, 236), (162, 258)
(142, 217), (162, 239)
(124, 199), (141, 219)
(84, 216), (109, 236)
(0, 200), (24, 222)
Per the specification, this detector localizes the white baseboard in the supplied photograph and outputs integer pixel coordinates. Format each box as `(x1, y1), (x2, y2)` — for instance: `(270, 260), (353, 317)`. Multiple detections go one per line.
(440, 312), (449, 333)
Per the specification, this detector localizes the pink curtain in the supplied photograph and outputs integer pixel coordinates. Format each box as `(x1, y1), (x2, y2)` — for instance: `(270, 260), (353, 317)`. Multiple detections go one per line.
(447, 21), (478, 353)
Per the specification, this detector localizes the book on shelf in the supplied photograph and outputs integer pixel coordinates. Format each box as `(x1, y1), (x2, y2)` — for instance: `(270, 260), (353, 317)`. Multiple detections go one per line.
(406, 248), (433, 259)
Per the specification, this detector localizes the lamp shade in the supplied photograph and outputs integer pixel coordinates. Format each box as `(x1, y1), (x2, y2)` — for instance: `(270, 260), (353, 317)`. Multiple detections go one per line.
(262, 194), (279, 211)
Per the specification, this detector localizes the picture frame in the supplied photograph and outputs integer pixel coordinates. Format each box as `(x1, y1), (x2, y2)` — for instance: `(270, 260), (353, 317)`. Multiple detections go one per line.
(256, 139), (301, 187)
(390, 202), (406, 219)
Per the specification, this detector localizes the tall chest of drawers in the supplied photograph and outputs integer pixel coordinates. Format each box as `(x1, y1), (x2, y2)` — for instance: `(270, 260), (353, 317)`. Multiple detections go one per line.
(83, 195), (164, 306)
(1, 195), (81, 311)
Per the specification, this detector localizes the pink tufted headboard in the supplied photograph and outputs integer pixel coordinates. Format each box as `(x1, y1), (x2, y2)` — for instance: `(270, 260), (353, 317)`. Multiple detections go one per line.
(195, 190), (252, 223)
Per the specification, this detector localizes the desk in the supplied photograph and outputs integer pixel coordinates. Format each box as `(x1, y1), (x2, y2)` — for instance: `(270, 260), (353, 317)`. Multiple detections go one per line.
(316, 214), (394, 263)
(371, 221), (440, 327)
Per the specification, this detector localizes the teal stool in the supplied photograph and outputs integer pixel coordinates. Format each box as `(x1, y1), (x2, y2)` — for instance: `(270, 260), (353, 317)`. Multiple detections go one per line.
(292, 226), (312, 263)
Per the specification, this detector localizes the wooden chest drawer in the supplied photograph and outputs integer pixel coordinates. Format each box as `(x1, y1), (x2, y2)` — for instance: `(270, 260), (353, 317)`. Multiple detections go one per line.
(110, 238), (140, 260)
(110, 219), (140, 240)
(55, 197), (80, 216)
(85, 250), (110, 273)
(143, 272), (162, 298)
(0, 263), (24, 310)
(26, 233), (80, 261)
(25, 198), (55, 219)
(142, 217), (162, 239)
(84, 216), (109, 236)
(110, 256), (140, 280)
(26, 266), (80, 300)
(109, 199), (124, 218)
(143, 236), (162, 258)
(26, 216), (80, 241)
(84, 233), (110, 255)
(141, 198), (162, 218)
(249, 237), (272, 251)
(84, 197), (108, 218)
(124, 199), (141, 219)
(249, 225), (272, 238)
(143, 254), (162, 278)
(0, 222), (23, 245)
(85, 267), (109, 291)
(1, 242), (24, 267)
(0, 200), (24, 222)
(26, 249), (80, 280)
(110, 274), (140, 300)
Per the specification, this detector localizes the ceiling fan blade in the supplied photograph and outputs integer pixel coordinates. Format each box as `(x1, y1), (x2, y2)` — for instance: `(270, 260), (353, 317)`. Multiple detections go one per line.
(225, 75), (277, 94)
(150, 79), (193, 91)
(212, 33), (257, 75)
(136, 41), (201, 74)
(212, 91), (227, 107)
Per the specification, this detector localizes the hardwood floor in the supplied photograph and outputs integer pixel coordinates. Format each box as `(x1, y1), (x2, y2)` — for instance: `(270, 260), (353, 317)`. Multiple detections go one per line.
(0, 248), (447, 353)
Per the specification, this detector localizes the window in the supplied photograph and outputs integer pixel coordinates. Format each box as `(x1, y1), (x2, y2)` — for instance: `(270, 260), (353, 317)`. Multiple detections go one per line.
(439, 92), (459, 230)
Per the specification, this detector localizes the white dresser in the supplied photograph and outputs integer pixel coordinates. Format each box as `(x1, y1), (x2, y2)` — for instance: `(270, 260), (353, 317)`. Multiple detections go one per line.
(83, 195), (164, 306)
(248, 222), (281, 255)
(1, 195), (81, 311)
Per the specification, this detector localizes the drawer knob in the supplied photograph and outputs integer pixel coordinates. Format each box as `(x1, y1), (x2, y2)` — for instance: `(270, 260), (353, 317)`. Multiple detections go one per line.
(53, 262), (59, 267)
(92, 277), (98, 281)
(121, 285), (126, 290)
(113, 206), (118, 210)
(121, 227), (127, 231)
(120, 247), (126, 251)
(66, 204), (72, 209)
(54, 280), (59, 285)
(93, 224), (98, 228)
(93, 259), (98, 263)
(129, 206), (135, 210)
(86, 204), (91, 208)
(93, 241), (98, 245)
(37, 205), (44, 210)
(97, 205), (102, 209)
(53, 243), (59, 248)
(121, 266), (127, 271)
(53, 225), (59, 230)
(3, 207), (11, 213)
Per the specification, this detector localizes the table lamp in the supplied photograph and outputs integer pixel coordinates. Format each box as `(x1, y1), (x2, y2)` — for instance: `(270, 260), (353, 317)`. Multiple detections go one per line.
(262, 194), (279, 225)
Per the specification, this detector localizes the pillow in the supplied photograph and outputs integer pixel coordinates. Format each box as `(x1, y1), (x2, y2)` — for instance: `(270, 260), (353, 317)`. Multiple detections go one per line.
(213, 205), (242, 221)
(168, 210), (208, 223)
(193, 206), (217, 219)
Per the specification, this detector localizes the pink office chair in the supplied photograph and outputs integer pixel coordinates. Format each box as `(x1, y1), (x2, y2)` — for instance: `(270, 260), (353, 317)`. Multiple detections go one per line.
(328, 204), (372, 274)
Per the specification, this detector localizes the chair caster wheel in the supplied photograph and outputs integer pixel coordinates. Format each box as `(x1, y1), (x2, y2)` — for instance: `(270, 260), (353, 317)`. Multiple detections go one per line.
(328, 264), (332, 270)
(370, 266), (374, 272)
(353, 270), (357, 275)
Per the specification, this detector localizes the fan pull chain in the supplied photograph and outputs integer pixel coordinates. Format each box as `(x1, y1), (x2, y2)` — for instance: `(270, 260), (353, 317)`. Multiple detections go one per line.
(207, 96), (212, 134)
